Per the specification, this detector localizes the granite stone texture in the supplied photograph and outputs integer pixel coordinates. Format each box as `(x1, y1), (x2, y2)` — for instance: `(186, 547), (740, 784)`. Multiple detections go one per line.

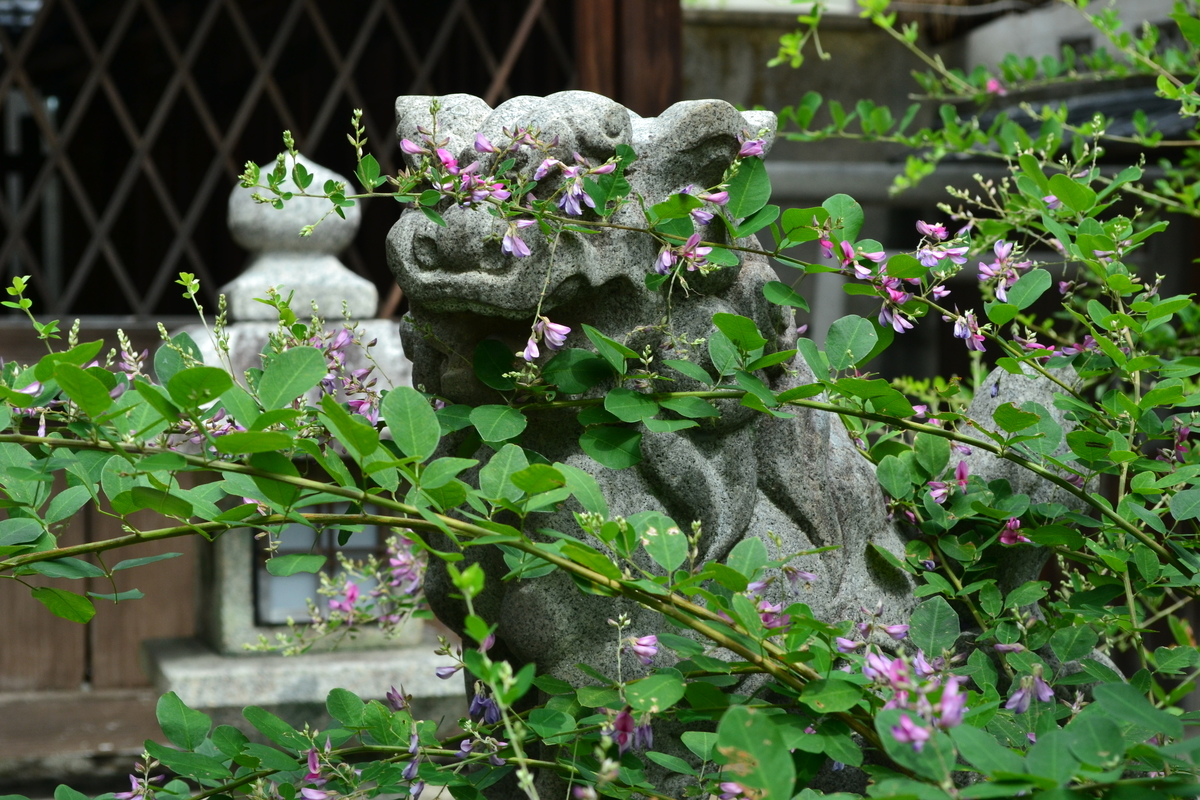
(384, 91), (1062, 796)
(225, 154), (377, 321)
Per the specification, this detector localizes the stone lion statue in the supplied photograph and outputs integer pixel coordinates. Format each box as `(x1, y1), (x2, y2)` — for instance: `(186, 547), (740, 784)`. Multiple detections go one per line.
(385, 91), (1069, 795)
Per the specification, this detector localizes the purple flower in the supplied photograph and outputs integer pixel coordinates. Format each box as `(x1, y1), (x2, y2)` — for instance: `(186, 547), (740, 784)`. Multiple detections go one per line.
(691, 207), (714, 225)
(300, 790), (328, 800)
(400, 138), (424, 155)
(883, 624), (909, 640)
(836, 637), (863, 653)
(999, 517), (1031, 545)
(535, 317), (571, 350)
(1006, 670), (1054, 714)
(522, 338), (540, 362)
(534, 158), (561, 180)
(1043, 194), (1061, 210)
(954, 460), (970, 491)
(952, 309), (986, 351)
(633, 721), (653, 751)
(916, 220), (948, 240)
(937, 676), (967, 729)
(435, 148), (459, 175)
(757, 599), (791, 630)
(700, 190), (728, 205)
(719, 782), (746, 800)
(738, 137), (766, 158)
(819, 236), (833, 260)
(928, 480), (950, 504)
(654, 248), (676, 275)
(436, 664), (462, 680)
(680, 232), (712, 270)
(386, 685), (407, 712)
(328, 582), (359, 613)
(931, 284), (950, 299)
(402, 759), (419, 781)
(474, 133), (500, 154)
(994, 643), (1025, 653)
(610, 707), (635, 754)
(783, 564), (817, 591)
(627, 634), (658, 665)
(469, 691), (502, 725)
(501, 219), (535, 258)
(891, 713), (931, 752)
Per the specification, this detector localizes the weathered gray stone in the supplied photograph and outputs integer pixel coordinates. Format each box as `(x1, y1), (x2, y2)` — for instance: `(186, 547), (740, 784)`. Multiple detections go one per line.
(384, 91), (1061, 796)
(225, 155), (377, 321)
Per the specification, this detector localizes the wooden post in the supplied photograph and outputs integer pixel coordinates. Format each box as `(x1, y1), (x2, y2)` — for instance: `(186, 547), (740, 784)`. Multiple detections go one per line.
(575, 0), (681, 116)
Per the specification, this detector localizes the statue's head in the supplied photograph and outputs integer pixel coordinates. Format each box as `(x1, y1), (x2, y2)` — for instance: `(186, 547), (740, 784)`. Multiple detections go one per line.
(386, 91), (780, 405)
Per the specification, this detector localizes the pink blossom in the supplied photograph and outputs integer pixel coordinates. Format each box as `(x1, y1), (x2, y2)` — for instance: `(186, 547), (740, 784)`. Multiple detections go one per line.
(1043, 194), (1062, 210)
(536, 317), (571, 350)
(328, 582), (359, 613)
(985, 77), (1007, 96)
(999, 517), (1031, 545)
(474, 132), (500, 153)
(400, 138), (424, 155)
(954, 460), (969, 491)
(738, 137), (765, 158)
(522, 338), (539, 362)
(916, 220), (948, 240)
(435, 148), (459, 175)
(700, 190), (729, 205)
(626, 635), (658, 665)
(891, 714), (931, 751)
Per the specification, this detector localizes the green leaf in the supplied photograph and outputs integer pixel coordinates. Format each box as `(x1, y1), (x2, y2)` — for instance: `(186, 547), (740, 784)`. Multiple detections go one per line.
(1005, 269), (1052, 310)
(25, 558), (105, 580)
(579, 426), (642, 469)
(153, 331), (201, 385)
(265, 553), (327, 577)
(993, 402), (1040, 433)
(1050, 625), (1097, 663)
(382, 387), (441, 461)
(727, 536), (768, 579)
(143, 740), (231, 783)
(31, 587), (95, 623)
(555, 462), (608, 516)
(582, 324), (635, 375)
(909, 596), (959, 656)
(1093, 682), (1182, 738)
(469, 404), (527, 443)
(712, 313), (767, 351)
(542, 349), (612, 394)
(682, 730), (718, 761)
(473, 339), (517, 391)
(725, 157), (771, 219)
(0, 518), (43, 547)
(604, 388), (660, 423)
(213, 430), (293, 454)
(876, 456), (912, 500)
(715, 706), (794, 800)
(986, 301), (1020, 326)
(643, 751), (698, 776)
(326, 688), (365, 727)
(627, 670), (686, 713)
(1025, 728), (1079, 786)
(167, 366), (233, 410)
(112, 552), (183, 572)
(825, 315), (878, 370)
(527, 708), (575, 738)
(88, 589), (144, 603)
(659, 396), (719, 419)
(319, 394), (379, 462)
(242, 706), (305, 751)
(663, 358), (713, 385)
(129, 487), (193, 519)
(1066, 716), (1124, 769)
(54, 363), (113, 418)
(641, 522), (688, 573)
(478, 443), (530, 502)
(1048, 173), (1096, 213)
(915, 433), (949, 477)
(707, 331), (741, 376)
(211, 725), (248, 758)
(822, 193), (864, 242)
(763, 280), (809, 311)
(733, 203), (779, 238)
(800, 678), (863, 713)
(510, 464), (566, 495)
(258, 346), (326, 409)
(950, 724), (1024, 777)
(885, 253), (927, 280)
(1169, 488), (1200, 521)
(156, 691), (212, 751)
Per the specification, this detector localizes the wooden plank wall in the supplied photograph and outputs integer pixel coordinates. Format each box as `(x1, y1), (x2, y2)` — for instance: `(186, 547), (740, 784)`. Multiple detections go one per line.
(575, 0), (682, 117)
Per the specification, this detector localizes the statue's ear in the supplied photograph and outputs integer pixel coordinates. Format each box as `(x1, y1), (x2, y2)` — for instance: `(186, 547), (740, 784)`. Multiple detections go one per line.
(633, 100), (778, 199)
(394, 94), (492, 170)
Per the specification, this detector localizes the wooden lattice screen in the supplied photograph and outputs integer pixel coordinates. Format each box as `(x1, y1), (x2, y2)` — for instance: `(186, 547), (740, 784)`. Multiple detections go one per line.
(0, 0), (575, 320)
